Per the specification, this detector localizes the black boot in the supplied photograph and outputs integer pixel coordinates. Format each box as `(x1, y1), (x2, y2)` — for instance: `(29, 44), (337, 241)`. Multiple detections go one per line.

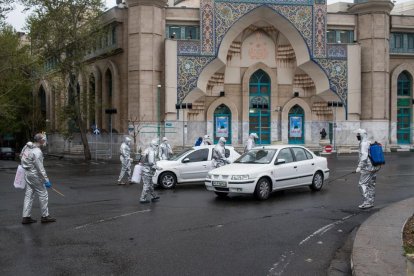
(22, 217), (37, 224)
(41, 215), (56, 223)
(151, 196), (160, 202)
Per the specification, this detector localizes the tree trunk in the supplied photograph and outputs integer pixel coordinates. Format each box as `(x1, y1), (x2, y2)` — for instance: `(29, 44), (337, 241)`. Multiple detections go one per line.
(76, 110), (91, 160)
(72, 75), (91, 161)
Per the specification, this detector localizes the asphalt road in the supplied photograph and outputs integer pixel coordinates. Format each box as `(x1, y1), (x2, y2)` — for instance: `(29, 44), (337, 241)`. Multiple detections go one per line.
(1, 152), (414, 276)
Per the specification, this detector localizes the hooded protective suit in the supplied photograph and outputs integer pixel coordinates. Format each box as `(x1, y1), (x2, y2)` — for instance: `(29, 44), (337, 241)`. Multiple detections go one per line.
(212, 137), (230, 168)
(355, 128), (377, 209)
(118, 137), (132, 184)
(203, 135), (212, 145)
(21, 134), (52, 221)
(244, 133), (258, 153)
(159, 137), (173, 160)
(140, 139), (160, 203)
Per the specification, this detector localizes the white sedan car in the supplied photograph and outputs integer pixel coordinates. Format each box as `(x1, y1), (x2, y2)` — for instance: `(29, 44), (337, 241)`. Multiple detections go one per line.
(205, 145), (330, 200)
(153, 145), (240, 189)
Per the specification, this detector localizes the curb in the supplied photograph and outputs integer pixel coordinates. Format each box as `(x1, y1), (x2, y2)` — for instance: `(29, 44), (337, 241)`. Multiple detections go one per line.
(352, 197), (414, 276)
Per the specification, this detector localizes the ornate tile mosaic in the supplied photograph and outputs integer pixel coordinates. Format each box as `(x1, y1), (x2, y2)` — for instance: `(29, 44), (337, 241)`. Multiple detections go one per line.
(177, 56), (215, 103)
(201, 0), (214, 55)
(327, 44), (347, 59)
(177, 40), (201, 55)
(175, 0), (348, 110)
(315, 58), (348, 104)
(215, 0), (312, 4)
(313, 3), (326, 58)
(214, 3), (313, 56)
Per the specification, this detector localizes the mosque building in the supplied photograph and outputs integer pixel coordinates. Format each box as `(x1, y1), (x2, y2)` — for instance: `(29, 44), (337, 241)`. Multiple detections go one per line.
(39, 0), (414, 151)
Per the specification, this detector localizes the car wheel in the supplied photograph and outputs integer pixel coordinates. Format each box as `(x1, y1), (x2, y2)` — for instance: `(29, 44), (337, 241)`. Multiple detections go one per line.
(159, 172), (177, 189)
(310, 171), (324, 191)
(214, 191), (228, 198)
(254, 178), (271, 200)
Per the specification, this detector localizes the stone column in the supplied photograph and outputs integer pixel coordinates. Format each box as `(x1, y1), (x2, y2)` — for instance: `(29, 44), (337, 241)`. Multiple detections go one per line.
(126, 0), (167, 129)
(349, 0), (393, 122)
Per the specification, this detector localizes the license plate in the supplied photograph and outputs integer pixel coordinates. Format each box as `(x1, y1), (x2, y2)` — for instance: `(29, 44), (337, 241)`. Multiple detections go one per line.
(212, 181), (227, 187)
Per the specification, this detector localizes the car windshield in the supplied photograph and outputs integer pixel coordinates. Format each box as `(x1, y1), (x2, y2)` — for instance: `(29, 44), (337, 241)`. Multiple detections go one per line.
(234, 149), (276, 164)
(169, 149), (194, 161)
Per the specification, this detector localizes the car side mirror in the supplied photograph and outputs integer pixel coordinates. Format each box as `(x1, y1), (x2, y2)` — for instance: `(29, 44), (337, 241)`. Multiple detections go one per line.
(275, 159), (286, 165)
(182, 157), (190, 163)
(225, 152), (230, 158)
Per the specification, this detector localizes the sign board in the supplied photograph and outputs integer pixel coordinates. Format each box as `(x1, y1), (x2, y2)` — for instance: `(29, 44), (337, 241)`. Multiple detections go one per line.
(215, 116), (229, 138)
(325, 145), (333, 153)
(165, 122), (173, 127)
(289, 116), (302, 138)
(93, 128), (100, 135)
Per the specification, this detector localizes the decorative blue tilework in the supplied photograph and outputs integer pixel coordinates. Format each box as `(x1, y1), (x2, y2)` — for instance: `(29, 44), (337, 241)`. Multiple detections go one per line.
(315, 58), (348, 104)
(327, 44), (347, 59)
(177, 56), (215, 103)
(177, 40), (201, 55)
(175, 0), (348, 110)
(215, 0), (313, 4)
(214, 3), (313, 57)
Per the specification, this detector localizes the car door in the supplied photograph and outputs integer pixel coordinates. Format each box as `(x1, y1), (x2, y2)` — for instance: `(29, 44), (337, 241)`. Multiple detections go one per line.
(178, 148), (211, 181)
(273, 147), (297, 188)
(291, 147), (314, 185)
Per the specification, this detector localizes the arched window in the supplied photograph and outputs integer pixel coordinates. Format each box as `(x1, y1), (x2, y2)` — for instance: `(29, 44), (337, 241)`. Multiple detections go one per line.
(214, 104), (231, 144)
(397, 71), (412, 144)
(89, 74), (96, 126)
(288, 105), (305, 144)
(249, 69), (271, 144)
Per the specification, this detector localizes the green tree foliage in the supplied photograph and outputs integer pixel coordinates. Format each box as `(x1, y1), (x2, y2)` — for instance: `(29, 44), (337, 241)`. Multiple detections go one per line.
(0, 0), (15, 25)
(21, 0), (106, 160)
(0, 25), (39, 143)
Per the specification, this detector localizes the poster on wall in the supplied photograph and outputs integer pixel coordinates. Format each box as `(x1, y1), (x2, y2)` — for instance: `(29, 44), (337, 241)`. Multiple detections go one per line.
(216, 116), (229, 138)
(289, 116), (302, 138)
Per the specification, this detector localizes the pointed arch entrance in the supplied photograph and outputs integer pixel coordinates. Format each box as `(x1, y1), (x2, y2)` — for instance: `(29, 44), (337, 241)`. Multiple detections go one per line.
(214, 104), (231, 144)
(397, 71), (412, 144)
(288, 105), (305, 144)
(249, 69), (271, 144)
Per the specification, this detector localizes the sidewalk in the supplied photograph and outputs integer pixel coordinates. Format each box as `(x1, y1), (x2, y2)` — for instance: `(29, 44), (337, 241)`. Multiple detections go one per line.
(352, 197), (414, 276)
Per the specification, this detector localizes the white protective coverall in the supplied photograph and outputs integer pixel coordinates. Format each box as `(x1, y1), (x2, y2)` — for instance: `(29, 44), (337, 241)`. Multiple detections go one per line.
(244, 133), (258, 153)
(118, 137), (132, 184)
(140, 139), (160, 203)
(212, 137), (230, 168)
(21, 137), (50, 218)
(203, 135), (212, 145)
(355, 129), (378, 209)
(159, 137), (173, 160)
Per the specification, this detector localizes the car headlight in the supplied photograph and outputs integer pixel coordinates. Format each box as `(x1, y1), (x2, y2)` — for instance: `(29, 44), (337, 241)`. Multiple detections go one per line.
(231, 175), (249, 180)
(206, 173), (212, 179)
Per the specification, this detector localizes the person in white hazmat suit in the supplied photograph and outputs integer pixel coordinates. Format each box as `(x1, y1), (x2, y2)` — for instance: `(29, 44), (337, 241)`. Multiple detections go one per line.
(159, 137), (173, 160)
(21, 133), (56, 224)
(244, 133), (259, 153)
(212, 137), (230, 168)
(139, 139), (160, 203)
(355, 128), (378, 209)
(117, 136), (133, 185)
(202, 135), (212, 145)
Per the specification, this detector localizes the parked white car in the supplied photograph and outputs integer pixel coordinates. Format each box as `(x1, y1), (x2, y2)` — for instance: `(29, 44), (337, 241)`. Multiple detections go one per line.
(205, 145), (329, 200)
(153, 145), (241, 189)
